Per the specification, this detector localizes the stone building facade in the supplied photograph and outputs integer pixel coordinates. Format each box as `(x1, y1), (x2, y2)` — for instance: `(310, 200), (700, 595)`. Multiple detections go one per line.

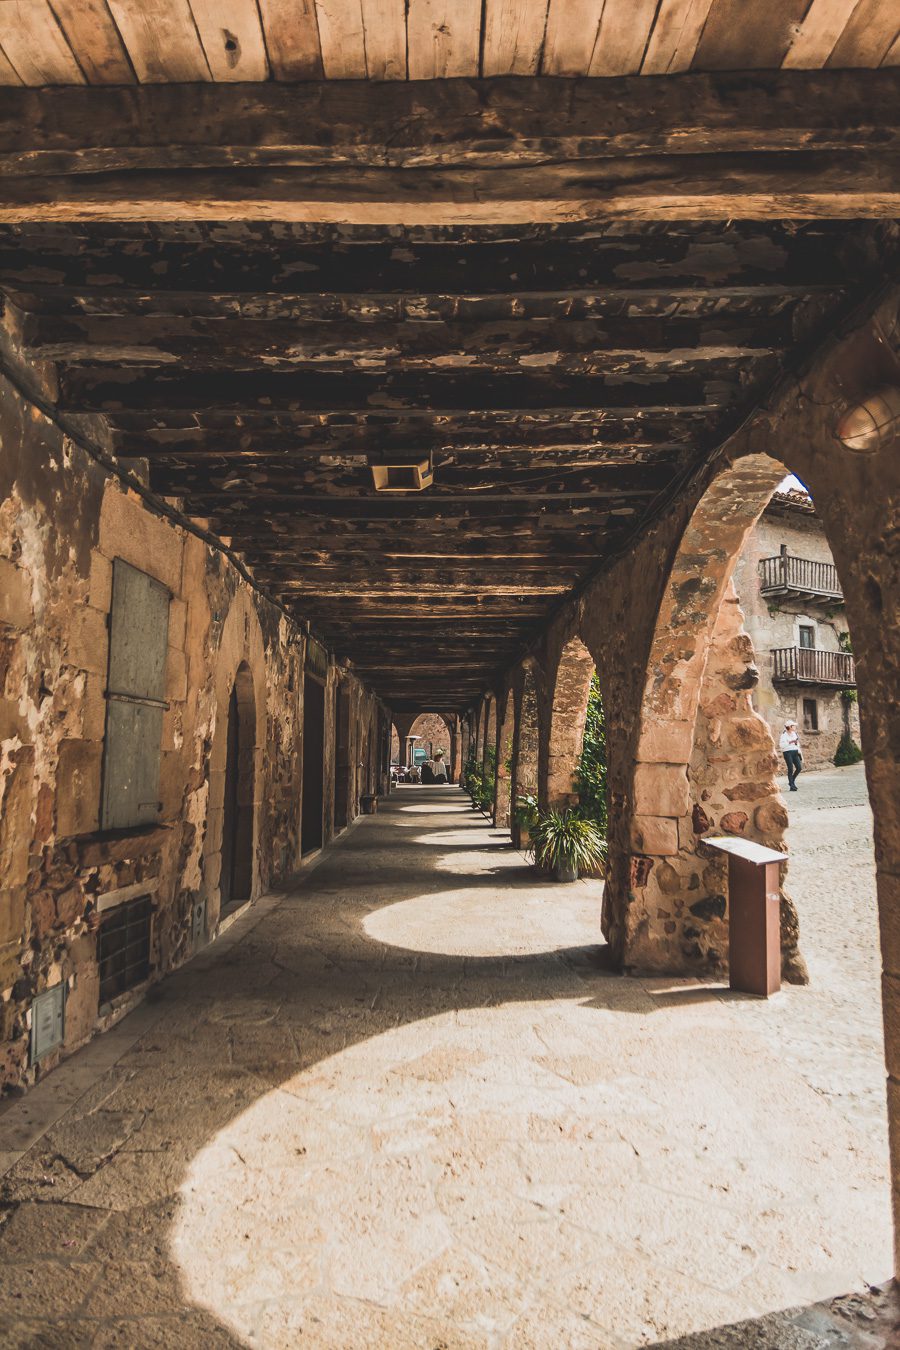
(0, 374), (384, 1095)
(733, 490), (862, 768)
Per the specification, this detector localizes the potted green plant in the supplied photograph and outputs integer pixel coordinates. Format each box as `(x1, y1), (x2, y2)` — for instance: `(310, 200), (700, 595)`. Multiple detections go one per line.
(513, 793), (539, 848)
(529, 808), (607, 883)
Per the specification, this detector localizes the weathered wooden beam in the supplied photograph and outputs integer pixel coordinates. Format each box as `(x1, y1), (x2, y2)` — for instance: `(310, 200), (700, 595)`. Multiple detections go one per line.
(149, 461), (676, 495)
(7, 282), (849, 321)
(57, 367), (727, 413)
(185, 497), (654, 522)
(114, 412), (706, 458)
(0, 75), (898, 221)
(11, 312), (787, 373)
(270, 571), (581, 591)
(0, 156), (896, 222)
(5, 75), (898, 168)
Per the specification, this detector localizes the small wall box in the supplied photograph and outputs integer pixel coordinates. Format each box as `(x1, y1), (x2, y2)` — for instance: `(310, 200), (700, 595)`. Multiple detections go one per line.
(31, 984), (66, 1063)
(371, 460), (434, 492)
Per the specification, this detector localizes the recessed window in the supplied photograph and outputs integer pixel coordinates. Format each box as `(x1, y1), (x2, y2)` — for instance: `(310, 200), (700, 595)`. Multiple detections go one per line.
(101, 560), (170, 831)
(98, 894), (153, 1004)
(798, 624), (815, 649)
(802, 698), (819, 732)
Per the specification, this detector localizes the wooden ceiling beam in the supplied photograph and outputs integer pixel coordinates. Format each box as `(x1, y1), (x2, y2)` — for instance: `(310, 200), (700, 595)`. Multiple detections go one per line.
(0, 74), (898, 221)
(149, 461), (676, 493)
(0, 157), (894, 222)
(56, 367), (726, 413)
(9, 311), (792, 368)
(184, 495), (654, 517)
(112, 415), (705, 457)
(7, 283), (849, 321)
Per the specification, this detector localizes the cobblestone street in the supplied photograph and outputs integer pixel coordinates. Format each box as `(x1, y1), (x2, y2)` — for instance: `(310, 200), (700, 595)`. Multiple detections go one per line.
(0, 774), (893, 1348)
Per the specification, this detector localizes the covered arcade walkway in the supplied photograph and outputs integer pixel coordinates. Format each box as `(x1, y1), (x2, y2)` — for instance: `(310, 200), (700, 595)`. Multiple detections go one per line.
(0, 784), (890, 1347)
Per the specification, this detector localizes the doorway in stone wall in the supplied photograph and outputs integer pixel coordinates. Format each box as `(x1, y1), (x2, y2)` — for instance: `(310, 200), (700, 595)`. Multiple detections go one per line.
(333, 682), (351, 831)
(301, 673), (326, 855)
(220, 663), (255, 915)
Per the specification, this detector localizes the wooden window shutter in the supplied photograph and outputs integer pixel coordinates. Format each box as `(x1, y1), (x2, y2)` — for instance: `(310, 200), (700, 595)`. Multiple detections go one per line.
(101, 559), (171, 831)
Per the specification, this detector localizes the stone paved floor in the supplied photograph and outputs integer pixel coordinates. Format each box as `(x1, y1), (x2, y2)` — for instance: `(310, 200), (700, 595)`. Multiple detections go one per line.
(0, 773), (894, 1348)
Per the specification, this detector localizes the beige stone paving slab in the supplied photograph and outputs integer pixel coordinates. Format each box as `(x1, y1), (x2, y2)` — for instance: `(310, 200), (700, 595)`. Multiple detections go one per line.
(505, 1300), (630, 1349)
(395, 1243), (529, 1335)
(0, 1201), (109, 1264)
(0, 1258), (96, 1321)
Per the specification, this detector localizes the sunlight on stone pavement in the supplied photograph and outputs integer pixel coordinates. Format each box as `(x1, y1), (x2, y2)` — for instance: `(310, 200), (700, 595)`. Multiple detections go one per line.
(173, 777), (891, 1350)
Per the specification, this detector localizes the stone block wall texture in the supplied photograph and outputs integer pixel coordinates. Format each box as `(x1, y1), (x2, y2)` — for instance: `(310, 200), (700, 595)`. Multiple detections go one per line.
(733, 503), (862, 766)
(0, 373), (379, 1094)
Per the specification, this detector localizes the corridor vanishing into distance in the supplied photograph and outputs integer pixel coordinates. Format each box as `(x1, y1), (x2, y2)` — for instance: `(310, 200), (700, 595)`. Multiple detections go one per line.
(2, 8), (900, 1348)
(0, 780), (891, 1348)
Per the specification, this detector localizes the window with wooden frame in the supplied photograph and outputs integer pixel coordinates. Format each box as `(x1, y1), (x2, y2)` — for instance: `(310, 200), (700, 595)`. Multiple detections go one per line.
(100, 559), (171, 832)
(802, 697), (819, 732)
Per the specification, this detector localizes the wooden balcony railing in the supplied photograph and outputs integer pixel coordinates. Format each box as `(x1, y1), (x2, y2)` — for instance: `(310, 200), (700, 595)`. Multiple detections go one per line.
(771, 647), (856, 686)
(759, 551), (843, 601)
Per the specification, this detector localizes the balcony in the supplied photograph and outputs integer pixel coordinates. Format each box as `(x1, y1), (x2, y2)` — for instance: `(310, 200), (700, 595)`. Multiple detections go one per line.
(759, 551), (843, 603)
(772, 647), (856, 686)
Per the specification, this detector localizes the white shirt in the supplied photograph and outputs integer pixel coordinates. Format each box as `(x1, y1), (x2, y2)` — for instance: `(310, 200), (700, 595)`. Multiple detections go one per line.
(780, 728), (800, 752)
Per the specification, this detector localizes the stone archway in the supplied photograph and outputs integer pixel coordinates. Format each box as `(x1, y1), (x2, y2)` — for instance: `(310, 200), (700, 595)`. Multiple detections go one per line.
(604, 452), (803, 981)
(408, 711), (453, 781)
(546, 635), (596, 811)
(220, 661), (257, 916)
(206, 593), (266, 932)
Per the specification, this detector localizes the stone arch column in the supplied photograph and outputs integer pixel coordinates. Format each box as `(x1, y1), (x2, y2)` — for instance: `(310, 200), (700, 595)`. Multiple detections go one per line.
(494, 685), (515, 829)
(546, 635), (596, 811)
(449, 715), (461, 784)
(482, 694), (497, 766)
(206, 591), (266, 933)
(604, 451), (796, 980)
(511, 662), (541, 848)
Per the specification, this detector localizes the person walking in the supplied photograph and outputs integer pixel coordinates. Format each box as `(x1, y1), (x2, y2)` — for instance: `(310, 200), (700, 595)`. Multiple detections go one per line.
(433, 750), (448, 784)
(780, 719), (803, 791)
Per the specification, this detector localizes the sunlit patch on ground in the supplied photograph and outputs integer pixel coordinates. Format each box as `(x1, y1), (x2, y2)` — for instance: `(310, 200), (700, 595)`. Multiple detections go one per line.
(172, 994), (891, 1348)
(363, 881), (603, 958)
(0, 777), (889, 1348)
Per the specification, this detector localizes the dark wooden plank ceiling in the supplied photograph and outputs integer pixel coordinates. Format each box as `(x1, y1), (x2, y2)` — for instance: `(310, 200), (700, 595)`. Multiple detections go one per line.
(0, 218), (893, 711)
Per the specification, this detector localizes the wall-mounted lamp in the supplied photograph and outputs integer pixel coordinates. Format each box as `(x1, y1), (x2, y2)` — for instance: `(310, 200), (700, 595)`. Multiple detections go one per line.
(836, 385), (900, 454)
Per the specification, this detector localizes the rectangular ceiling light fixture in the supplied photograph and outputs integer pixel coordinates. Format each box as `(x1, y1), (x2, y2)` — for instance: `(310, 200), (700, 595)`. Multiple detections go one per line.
(371, 458), (434, 492)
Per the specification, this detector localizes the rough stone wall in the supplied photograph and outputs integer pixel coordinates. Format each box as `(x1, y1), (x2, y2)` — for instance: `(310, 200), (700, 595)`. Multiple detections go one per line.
(733, 505), (862, 766)
(0, 374), (377, 1095)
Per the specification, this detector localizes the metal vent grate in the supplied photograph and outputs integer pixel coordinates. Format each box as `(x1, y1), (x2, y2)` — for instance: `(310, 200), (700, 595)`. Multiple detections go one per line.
(98, 894), (153, 1004)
